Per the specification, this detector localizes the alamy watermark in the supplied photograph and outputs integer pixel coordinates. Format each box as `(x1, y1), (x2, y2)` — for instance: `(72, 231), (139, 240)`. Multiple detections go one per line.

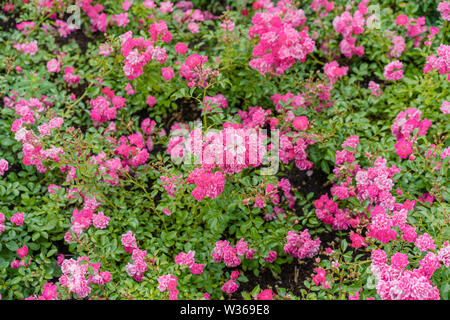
(66, 2), (81, 30)
(366, 5), (381, 30)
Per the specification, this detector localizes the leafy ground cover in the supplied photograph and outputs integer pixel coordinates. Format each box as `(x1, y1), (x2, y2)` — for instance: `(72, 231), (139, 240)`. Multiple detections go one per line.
(0, 0), (449, 300)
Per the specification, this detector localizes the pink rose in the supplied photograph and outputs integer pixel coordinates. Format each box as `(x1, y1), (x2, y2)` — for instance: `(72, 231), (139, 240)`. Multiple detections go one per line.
(47, 58), (61, 73)
(146, 95), (156, 107)
(17, 246), (28, 258)
(11, 212), (24, 226)
(175, 43), (188, 55)
(292, 116), (309, 131)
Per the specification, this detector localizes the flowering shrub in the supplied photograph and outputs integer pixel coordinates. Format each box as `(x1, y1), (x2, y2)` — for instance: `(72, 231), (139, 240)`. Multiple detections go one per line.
(0, 0), (448, 301)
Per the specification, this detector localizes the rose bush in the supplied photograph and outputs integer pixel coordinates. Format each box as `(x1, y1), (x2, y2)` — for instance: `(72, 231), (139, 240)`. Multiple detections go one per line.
(0, 0), (448, 300)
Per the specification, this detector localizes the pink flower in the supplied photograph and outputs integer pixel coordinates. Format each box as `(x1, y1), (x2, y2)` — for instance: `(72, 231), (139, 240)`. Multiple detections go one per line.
(424, 44), (450, 78)
(126, 248), (148, 281)
(391, 108), (428, 140)
(222, 279), (239, 294)
(236, 238), (248, 256)
(371, 249), (387, 266)
(368, 81), (381, 97)
(159, 1), (173, 14)
(179, 54), (211, 88)
(64, 67), (80, 85)
(284, 229), (321, 259)
(122, 0), (133, 11)
(2, 3), (14, 12)
(415, 233), (436, 252)
(161, 66), (174, 81)
(350, 232), (367, 248)
(221, 20), (235, 32)
(169, 289), (179, 300)
(438, 245), (450, 267)
(249, 12), (315, 74)
(41, 282), (58, 300)
(264, 250), (277, 263)
(188, 168), (225, 201)
(92, 212), (110, 229)
(312, 268), (329, 289)
(401, 224), (418, 243)
(349, 291), (360, 300)
(157, 274), (178, 293)
(175, 251), (195, 267)
(315, 194), (352, 230)
(384, 60), (404, 81)
(389, 36), (406, 58)
(17, 246), (28, 258)
(438, 2), (450, 21)
(146, 95), (156, 107)
(122, 231), (138, 254)
(13, 41), (38, 55)
(11, 260), (20, 269)
(47, 59), (61, 73)
(101, 271), (112, 283)
(160, 175), (183, 197)
(49, 117), (63, 128)
(188, 22), (200, 33)
(0, 159), (8, 176)
(54, 19), (78, 38)
(441, 101), (450, 114)
(71, 208), (93, 231)
(246, 248), (256, 260)
(324, 60), (348, 83)
(149, 20), (172, 42)
(163, 207), (171, 216)
(176, 1), (193, 11)
(430, 27), (439, 35)
(59, 257), (109, 298)
(395, 139), (413, 159)
(418, 252), (441, 279)
(211, 240), (244, 267)
(189, 263), (204, 275)
(396, 15), (409, 26)
(203, 94), (228, 111)
(257, 289), (273, 300)
(391, 252), (409, 270)
(371, 264), (439, 300)
(292, 116), (309, 131)
(143, 0), (156, 9)
(112, 13), (129, 27)
(11, 212), (24, 226)
(99, 44), (113, 56)
(120, 35), (156, 80)
(57, 254), (65, 266)
(175, 43), (188, 55)
(125, 83), (136, 95)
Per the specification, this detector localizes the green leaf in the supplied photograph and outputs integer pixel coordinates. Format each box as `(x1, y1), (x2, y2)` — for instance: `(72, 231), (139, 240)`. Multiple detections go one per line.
(341, 239), (348, 252)
(6, 241), (19, 251)
(32, 232), (40, 241)
(321, 160), (330, 174)
(251, 285), (261, 297)
(241, 292), (251, 300)
(46, 248), (58, 257)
